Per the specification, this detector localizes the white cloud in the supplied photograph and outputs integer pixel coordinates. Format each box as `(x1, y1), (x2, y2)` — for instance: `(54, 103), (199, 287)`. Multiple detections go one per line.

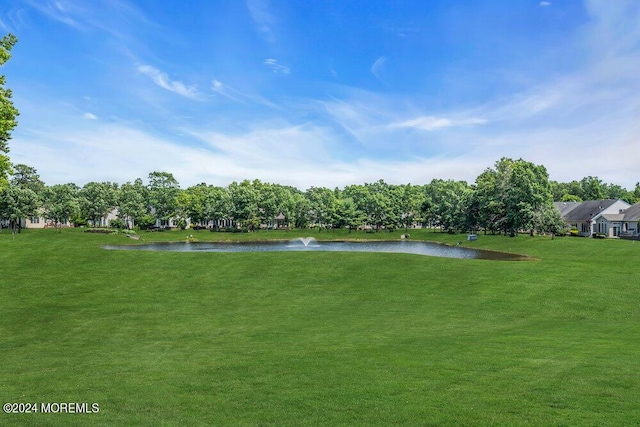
(137, 65), (199, 99)
(83, 112), (97, 120)
(263, 58), (290, 74)
(246, 0), (276, 42)
(211, 79), (243, 102)
(370, 56), (388, 83)
(392, 116), (487, 131)
(10, 1), (640, 191)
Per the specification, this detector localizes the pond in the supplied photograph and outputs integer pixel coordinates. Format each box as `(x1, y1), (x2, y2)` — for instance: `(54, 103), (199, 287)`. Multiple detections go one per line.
(102, 238), (531, 261)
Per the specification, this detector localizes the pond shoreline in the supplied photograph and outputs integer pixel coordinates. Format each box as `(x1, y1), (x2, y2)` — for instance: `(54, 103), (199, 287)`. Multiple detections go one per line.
(102, 239), (534, 261)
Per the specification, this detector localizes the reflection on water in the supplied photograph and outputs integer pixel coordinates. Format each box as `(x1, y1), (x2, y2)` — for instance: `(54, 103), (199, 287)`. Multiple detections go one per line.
(102, 240), (531, 261)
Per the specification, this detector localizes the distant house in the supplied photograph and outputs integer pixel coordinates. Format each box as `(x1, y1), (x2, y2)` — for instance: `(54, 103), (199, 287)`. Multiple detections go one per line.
(554, 199), (631, 237)
(593, 202), (640, 238)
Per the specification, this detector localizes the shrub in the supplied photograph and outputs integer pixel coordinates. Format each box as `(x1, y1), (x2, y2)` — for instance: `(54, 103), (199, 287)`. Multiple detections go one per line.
(137, 215), (156, 230)
(110, 219), (124, 229)
(84, 228), (114, 234)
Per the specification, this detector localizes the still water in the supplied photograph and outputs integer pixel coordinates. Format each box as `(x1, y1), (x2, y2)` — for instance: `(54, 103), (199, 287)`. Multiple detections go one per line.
(102, 238), (531, 261)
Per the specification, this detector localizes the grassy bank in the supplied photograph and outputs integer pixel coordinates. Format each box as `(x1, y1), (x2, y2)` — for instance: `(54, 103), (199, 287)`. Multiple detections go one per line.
(1, 229), (639, 425)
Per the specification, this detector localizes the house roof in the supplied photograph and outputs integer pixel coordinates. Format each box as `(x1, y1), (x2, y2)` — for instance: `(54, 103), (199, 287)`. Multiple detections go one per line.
(553, 201), (581, 218)
(622, 202), (640, 221)
(561, 199), (621, 222)
(600, 213), (625, 221)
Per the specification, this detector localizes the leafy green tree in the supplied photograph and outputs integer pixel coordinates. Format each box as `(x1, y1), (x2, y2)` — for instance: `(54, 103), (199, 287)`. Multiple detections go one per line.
(79, 181), (119, 227)
(177, 183), (233, 230)
(10, 164), (45, 195)
(228, 180), (259, 230)
(397, 184), (424, 231)
(42, 184), (80, 232)
(118, 179), (148, 229)
(550, 180), (583, 202)
(254, 180), (280, 229)
(271, 185), (299, 229)
(342, 182), (398, 231)
(290, 191), (310, 229)
(0, 164), (45, 233)
(580, 176), (604, 201)
(423, 179), (472, 233)
(148, 171), (180, 224)
(0, 185), (39, 233)
(204, 186), (233, 229)
(497, 158), (555, 236)
(306, 186), (338, 230)
(471, 168), (505, 234)
(560, 193), (582, 202)
(334, 196), (365, 233)
(364, 180), (397, 231)
(0, 33), (19, 190)
(602, 183), (635, 204)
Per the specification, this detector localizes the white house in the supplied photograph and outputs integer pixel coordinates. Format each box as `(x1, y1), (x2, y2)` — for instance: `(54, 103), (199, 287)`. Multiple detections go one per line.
(554, 199), (631, 237)
(593, 202), (640, 238)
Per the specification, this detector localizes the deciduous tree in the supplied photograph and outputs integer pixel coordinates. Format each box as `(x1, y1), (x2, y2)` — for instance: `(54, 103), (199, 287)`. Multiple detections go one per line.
(0, 33), (19, 190)
(79, 181), (119, 227)
(118, 179), (148, 229)
(0, 185), (39, 233)
(43, 184), (80, 232)
(148, 171), (180, 223)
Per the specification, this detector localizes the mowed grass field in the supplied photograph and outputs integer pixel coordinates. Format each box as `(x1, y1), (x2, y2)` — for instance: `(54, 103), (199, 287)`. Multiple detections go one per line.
(1, 228), (639, 425)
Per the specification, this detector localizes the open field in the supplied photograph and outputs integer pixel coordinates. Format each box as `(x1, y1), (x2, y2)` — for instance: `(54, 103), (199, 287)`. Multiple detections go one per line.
(1, 228), (639, 425)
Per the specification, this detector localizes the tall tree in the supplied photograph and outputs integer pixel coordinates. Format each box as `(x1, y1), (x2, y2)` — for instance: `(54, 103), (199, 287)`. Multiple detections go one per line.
(204, 186), (233, 229)
(397, 184), (424, 231)
(423, 179), (472, 233)
(10, 164), (45, 195)
(580, 176), (604, 200)
(1, 164), (45, 232)
(0, 186), (39, 233)
(42, 184), (80, 232)
(472, 168), (505, 234)
(290, 191), (310, 229)
(306, 186), (338, 230)
(228, 180), (259, 230)
(470, 158), (558, 236)
(147, 171), (180, 223)
(334, 196), (365, 233)
(118, 179), (148, 229)
(0, 33), (19, 190)
(79, 182), (119, 227)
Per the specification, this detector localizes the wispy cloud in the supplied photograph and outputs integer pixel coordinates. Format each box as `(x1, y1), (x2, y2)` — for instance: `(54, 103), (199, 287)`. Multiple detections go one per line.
(246, 0), (276, 42)
(137, 65), (199, 99)
(24, 0), (152, 40)
(210, 79), (280, 109)
(392, 116), (487, 131)
(540, 2), (551, 6)
(263, 58), (290, 74)
(83, 113), (97, 120)
(211, 79), (244, 102)
(370, 56), (388, 83)
(24, 0), (83, 29)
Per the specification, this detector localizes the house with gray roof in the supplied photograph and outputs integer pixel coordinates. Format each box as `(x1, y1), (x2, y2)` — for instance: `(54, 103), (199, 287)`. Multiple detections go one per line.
(593, 202), (640, 238)
(554, 199), (631, 237)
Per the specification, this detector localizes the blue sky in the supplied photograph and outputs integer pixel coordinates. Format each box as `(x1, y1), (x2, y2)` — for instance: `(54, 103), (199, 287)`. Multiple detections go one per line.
(2, 0), (639, 189)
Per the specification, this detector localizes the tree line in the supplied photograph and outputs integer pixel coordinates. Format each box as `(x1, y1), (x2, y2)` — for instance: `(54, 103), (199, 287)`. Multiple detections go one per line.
(2, 158), (639, 235)
(2, 34), (640, 236)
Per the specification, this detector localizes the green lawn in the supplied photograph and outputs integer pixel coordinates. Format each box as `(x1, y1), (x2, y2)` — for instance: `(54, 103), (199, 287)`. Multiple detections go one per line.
(1, 228), (639, 425)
